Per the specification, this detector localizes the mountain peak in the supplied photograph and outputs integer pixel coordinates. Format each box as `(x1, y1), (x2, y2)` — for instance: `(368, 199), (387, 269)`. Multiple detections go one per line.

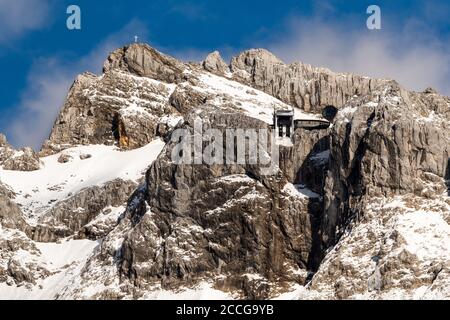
(202, 50), (229, 75)
(231, 48), (284, 72)
(102, 43), (186, 83)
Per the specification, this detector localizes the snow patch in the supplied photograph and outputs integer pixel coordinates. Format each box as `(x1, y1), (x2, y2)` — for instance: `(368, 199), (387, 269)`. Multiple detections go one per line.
(0, 139), (165, 224)
(283, 183), (320, 199)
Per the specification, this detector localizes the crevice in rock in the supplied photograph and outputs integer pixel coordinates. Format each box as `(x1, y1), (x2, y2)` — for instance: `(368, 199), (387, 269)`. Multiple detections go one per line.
(445, 158), (450, 196)
(293, 133), (331, 272)
(431, 264), (443, 284)
(306, 197), (324, 272)
(112, 113), (121, 142)
(295, 135), (330, 194)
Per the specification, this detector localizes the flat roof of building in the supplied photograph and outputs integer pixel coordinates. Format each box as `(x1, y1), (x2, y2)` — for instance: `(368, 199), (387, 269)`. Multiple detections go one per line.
(275, 109), (294, 115)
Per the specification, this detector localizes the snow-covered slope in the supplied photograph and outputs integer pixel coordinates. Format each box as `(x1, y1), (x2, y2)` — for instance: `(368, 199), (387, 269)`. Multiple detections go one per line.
(1, 139), (165, 224)
(0, 234), (99, 300)
(194, 72), (321, 124)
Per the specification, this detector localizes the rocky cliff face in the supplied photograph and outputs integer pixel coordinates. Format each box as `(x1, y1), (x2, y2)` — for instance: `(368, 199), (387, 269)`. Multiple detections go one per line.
(302, 83), (450, 299)
(40, 69), (179, 155)
(229, 49), (386, 114)
(115, 112), (322, 299)
(203, 51), (230, 75)
(0, 183), (30, 234)
(103, 44), (186, 83)
(322, 83), (450, 245)
(0, 43), (449, 300)
(0, 134), (41, 171)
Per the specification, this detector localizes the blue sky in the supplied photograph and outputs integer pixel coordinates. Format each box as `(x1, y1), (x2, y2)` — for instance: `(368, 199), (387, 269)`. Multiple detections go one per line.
(0, 0), (449, 148)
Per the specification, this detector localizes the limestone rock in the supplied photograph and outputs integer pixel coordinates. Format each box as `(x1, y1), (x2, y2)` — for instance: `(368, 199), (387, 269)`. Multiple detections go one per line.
(7, 259), (36, 285)
(112, 112), (319, 298)
(0, 135), (41, 171)
(41, 62), (182, 154)
(0, 183), (31, 234)
(321, 82), (450, 246)
(2, 147), (41, 171)
(203, 51), (230, 75)
(423, 87), (437, 94)
(280, 128), (330, 190)
(230, 48), (385, 114)
(57, 153), (72, 163)
(33, 179), (137, 242)
(169, 85), (209, 114)
(79, 154), (92, 160)
(103, 43), (186, 83)
(1, 43), (449, 300)
(0, 134), (9, 147)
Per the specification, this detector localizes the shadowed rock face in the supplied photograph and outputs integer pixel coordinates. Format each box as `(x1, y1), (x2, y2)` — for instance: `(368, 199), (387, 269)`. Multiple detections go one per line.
(116, 112), (322, 298)
(446, 158), (450, 196)
(279, 129), (330, 188)
(32, 179), (138, 242)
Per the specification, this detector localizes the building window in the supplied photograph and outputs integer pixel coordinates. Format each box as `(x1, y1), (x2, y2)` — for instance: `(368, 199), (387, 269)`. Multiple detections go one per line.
(274, 109), (294, 139)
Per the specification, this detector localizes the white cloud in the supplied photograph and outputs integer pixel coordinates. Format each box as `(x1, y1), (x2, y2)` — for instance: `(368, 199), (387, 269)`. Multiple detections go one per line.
(266, 16), (450, 96)
(0, 0), (51, 43)
(6, 20), (148, 149)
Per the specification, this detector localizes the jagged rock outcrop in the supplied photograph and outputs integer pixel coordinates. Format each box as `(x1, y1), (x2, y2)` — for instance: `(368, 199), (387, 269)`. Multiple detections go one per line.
(2, 147), (41, 171)
(0, 181), (14, 198)
(0, 134), (8, 148)
(0, 185), (43, 286)
(168, 85), (209, 114)
(103, 44), (186, 83)
(289, 82), (450, 299)
(0, 183), (31, 234)
(0, 134), (41, 171)
(41, 68), (181, 154)
(307, 189), (450, 299)
(203, 51), (230, 75)
(41, 44), (192, 154)
(32, 179), (138, 242)
(230, 49), (385, 114)
(0, 228), (46, 286)
(321, 82), (450, 246)
(279, 128), (330, 191)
